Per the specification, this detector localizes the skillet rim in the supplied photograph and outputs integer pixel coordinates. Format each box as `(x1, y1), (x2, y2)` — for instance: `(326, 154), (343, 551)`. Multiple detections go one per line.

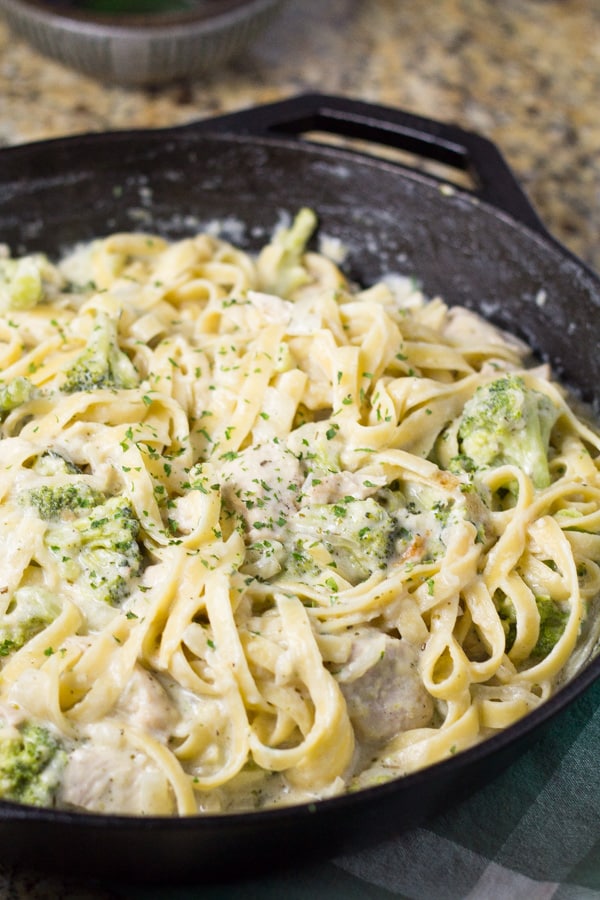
(0, 106), (599, 876)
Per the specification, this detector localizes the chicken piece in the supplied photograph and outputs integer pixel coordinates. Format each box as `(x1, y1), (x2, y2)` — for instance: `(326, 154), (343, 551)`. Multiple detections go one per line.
(219, 440), (304, 542)
(59, 723), (175, 815)
(113, 665), (178, 740)
(338, 632), (433, 744)
(303, 470), (387, 505)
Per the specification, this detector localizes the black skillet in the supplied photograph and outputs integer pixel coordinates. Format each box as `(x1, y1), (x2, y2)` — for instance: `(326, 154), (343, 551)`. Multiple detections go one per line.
(0, 94), (599, 884)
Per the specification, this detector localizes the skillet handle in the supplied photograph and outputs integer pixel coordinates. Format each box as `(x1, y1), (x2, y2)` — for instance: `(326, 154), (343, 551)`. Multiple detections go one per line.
(200, 93), (548, 237)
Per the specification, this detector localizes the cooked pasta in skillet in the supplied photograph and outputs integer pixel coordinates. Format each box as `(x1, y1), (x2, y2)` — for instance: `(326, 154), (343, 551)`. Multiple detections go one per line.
(0, 209), (598, 815)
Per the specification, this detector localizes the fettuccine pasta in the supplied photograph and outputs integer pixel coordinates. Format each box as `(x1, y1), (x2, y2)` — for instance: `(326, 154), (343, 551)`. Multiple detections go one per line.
(0, 208), (598, 815)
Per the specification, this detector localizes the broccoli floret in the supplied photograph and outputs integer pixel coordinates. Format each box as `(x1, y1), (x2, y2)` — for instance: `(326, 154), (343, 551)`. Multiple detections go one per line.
(257, 207), (317, 297)
(496, 590), (517, 651)
(45, 495), (143, 606)
(0, 256), (45, 311)
(0, 720), (66, 807)
(495, 591), (567, 659)
(32, 451), (81, 477)
(0, 376), (35, 421)
(0, 586), (61, 658)
(22, 482), (106, 521)
(456, 375), (559, 488)
(282, 537), (326, 583)
(287, 421), (342, 481)
(287, 496), (395, 584)
(62, 310), (139, 393)
(532, 595), (568, 658)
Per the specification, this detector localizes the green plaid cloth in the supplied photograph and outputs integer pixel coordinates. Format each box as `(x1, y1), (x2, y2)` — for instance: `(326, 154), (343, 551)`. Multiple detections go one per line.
(126, 676), (600, 900)
(4, 676), (600, 898)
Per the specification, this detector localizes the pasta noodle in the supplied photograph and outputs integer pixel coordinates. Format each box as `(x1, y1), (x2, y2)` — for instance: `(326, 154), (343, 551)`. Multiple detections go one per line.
(0, 208), (598, 815)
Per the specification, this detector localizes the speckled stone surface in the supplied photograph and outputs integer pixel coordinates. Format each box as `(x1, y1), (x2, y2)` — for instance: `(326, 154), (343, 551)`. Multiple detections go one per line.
(1, 0), (600, 271)
(0, 0), (599, 895)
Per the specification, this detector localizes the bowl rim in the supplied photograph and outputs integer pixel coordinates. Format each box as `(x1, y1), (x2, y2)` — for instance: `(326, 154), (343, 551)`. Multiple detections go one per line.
(0, 0), (279, 32)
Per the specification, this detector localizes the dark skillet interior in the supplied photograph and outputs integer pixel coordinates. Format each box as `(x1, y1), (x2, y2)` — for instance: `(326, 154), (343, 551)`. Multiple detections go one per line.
(0, 112), (600, 884)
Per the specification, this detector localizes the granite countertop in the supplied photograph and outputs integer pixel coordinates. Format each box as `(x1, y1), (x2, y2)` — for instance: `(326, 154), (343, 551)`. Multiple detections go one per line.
(0, 1), (599, 897)
(1, 0), (599, 272)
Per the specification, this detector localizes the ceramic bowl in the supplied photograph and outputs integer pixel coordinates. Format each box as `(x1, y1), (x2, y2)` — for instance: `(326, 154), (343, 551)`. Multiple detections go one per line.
(0, 0), (284, 86)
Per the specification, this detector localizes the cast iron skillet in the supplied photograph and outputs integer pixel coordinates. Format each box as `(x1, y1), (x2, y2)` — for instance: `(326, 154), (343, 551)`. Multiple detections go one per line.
(0, 94), (599, 884)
